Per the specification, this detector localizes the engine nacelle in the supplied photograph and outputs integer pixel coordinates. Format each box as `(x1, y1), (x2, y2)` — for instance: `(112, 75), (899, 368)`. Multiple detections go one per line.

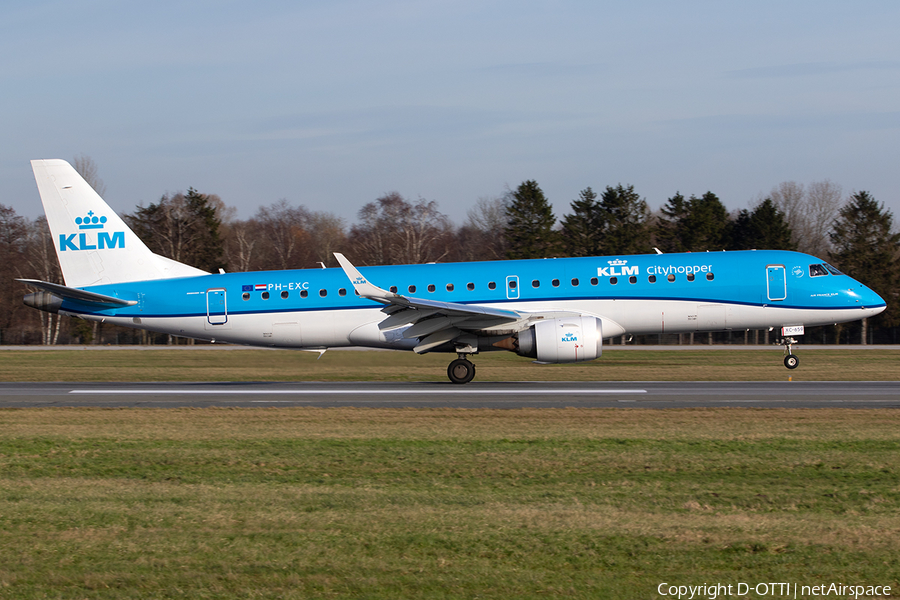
(515, 316), (603, 363)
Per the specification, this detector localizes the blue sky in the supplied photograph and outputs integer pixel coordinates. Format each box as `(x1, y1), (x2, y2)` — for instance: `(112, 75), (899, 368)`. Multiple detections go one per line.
(2, 1), (899, 228)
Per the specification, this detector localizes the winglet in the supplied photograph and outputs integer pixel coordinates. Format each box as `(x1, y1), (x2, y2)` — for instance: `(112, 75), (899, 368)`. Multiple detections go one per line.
(333, 253), (394, 302)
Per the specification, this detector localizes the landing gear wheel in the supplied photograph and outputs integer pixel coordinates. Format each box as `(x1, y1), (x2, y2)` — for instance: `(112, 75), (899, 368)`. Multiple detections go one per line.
(447, 358), (476, 384)
(784, 354), (799, 369)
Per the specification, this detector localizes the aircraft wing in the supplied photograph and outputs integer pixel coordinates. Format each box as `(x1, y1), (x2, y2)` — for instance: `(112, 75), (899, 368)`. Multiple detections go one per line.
(334, 253), (523, 353)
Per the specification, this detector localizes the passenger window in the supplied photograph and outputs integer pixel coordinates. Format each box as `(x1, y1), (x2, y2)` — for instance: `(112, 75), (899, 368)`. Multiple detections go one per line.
(687, 273), (695, 282)
(446, 283), (454, 292)
(508, 280), (517, 289)
(532, 280), (540, 288)
(667, 274), (675, 282)
(629, 276), (637, 284)
(552, 279), (560, 287)
(319, 289), (327, 297)
(242, 292), (250, 301)
(300, 290), (308, 298)
(488, 281), (496, 290)
(408, 285), (416, 293)
(339, 288), (347, 296)
(809, 264), (829, 277)
(467, 282), (475, 291)
(648, 275), (657, 283)
(390, 286), (398, 293)
(281, 291), (289, 299)
(610, 277), (618, 285)
(427, 284), (436, 293)
(571, 278), (579, 286)
(706, 272), (714, 281)
(590, 277), (598, 286)
(261, 291), (270, 300)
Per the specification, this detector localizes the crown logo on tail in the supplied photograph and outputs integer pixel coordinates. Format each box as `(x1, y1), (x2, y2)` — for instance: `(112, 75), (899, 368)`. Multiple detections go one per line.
(76, 211), (107, 230)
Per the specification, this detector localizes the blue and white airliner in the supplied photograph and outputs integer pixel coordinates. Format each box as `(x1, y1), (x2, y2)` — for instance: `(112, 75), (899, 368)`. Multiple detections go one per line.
(21, 159), (886, 383)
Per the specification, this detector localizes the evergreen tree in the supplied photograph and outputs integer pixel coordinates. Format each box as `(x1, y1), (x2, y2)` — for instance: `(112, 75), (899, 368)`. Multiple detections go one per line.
(504, 180), (559, 259)
(682, 192), (730, 251)
(655, 192), (729, 252)
(125, 188), (225, 273)
(829, 191), (900, 328)
(597, 184), (651, 255)
(730, 198), (794, 250)
(560, 187), (601, 257)
(654, 192), (690, 253)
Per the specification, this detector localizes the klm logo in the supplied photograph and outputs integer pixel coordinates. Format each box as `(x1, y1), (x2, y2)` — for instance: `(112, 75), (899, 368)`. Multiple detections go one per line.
(597, 259), (638, 277)
(353, 276), (367, 285)
(561, 332), (579, 343)
(59, 212), (125, 251)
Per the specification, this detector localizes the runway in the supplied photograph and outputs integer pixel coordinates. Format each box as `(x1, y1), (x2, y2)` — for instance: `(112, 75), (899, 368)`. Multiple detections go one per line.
(1, 381), (898, 408)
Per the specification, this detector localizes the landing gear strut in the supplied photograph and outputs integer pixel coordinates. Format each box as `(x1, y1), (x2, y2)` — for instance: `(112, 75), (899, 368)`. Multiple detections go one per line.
(447, 355), (476, 384)
(778, 337), (800, 369)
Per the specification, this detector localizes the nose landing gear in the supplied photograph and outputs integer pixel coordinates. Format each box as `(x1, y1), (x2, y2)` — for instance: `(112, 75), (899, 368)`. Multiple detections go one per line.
(447, 355), (476, 384)
(778, 337), (800, 369)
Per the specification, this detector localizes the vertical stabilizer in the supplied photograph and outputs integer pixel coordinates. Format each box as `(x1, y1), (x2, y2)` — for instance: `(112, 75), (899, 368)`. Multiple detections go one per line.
(31, 159), (207, 287)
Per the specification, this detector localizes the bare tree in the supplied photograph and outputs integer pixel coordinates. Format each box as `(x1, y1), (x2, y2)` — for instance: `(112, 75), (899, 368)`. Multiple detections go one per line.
(222, 219), (260, 272)
(453, 195), (509, 261)
(24, 217), (63, 344)
(254, 199), (312, 270)
(803, 180), (842, 257)
(350, 192), (452, 265)
(72, 154), (107, 198)
(306, 211), (346, 267)
(769, 180), (842, 256)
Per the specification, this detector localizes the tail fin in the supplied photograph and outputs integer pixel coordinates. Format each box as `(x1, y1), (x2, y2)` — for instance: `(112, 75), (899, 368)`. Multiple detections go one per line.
(31, 159), (207, 287)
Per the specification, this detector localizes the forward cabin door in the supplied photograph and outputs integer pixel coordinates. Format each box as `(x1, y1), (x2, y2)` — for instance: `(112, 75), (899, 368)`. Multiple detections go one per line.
(766, 265), (786, 301)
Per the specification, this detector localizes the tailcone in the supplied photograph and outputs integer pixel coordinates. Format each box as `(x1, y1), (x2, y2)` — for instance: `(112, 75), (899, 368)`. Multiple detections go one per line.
(24, 291), (62, 314)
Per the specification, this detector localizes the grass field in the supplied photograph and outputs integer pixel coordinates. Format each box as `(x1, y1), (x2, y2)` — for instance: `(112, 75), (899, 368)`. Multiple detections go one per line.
(1, 349), (898, 598)
(1, 408), (898, 599)
(1, 346), (899, 381)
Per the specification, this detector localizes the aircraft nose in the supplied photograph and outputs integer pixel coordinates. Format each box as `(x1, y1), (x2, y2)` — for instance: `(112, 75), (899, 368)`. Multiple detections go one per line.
(857, 285), (886, 315)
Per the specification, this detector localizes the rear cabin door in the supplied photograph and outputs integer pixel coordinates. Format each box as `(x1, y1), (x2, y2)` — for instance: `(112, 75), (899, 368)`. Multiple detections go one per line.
(766, 265), (786, 301)
(207, 289), (228, 324)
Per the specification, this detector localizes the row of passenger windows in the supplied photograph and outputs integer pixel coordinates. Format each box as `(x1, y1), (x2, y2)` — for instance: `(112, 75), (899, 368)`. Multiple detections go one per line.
(240, 272), (716, 301)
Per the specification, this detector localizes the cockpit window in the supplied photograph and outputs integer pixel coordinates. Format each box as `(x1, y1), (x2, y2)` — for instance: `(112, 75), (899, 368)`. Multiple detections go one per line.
(809, 264), (829, 277)
(824, 263), (843, 276)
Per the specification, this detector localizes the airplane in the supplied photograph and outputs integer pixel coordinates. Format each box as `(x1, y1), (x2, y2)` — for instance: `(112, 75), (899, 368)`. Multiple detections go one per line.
(20, 159), (886, 383)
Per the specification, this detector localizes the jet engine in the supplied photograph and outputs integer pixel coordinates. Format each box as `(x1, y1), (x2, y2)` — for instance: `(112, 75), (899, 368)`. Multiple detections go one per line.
(498, 316), (603, 363)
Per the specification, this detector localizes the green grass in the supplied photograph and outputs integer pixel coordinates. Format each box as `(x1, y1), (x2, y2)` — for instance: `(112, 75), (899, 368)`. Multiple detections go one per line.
(0, 408), (898, 598)
(1, 347), (899, 381)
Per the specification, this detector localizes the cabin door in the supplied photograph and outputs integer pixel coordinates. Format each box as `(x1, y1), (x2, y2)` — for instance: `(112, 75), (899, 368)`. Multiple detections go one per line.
(766, 265), (786, 301)
(207, 288), (228, 325)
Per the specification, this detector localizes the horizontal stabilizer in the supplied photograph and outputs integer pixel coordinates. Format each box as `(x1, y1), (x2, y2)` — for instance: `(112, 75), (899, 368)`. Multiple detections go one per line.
(17, 279), (137, 306)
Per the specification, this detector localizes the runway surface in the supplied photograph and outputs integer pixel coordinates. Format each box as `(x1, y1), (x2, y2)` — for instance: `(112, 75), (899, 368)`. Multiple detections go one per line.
(1, 381), (898, 408)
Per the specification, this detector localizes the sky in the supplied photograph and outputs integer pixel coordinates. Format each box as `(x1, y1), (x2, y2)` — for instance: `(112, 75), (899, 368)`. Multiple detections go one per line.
(2, 0), (899, 228)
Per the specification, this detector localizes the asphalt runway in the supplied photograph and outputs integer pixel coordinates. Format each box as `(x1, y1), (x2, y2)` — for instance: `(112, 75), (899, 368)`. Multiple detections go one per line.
(1, 381), (898, 408)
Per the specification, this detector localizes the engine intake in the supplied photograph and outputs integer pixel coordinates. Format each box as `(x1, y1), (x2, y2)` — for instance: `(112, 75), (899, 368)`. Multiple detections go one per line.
(508, 316), (603, 363)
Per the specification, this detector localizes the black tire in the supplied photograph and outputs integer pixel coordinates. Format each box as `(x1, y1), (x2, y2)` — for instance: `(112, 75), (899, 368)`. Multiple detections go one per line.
(447, 358), (476, 384)
(784, 354), (799, 369)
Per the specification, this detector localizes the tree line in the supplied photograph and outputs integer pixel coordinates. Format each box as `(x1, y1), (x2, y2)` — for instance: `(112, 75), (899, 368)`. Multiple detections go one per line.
(1, 158), (897, 345)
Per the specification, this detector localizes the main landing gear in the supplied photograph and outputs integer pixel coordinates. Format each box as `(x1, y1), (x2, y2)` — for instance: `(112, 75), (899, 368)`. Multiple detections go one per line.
(778, 337), (800, 369)
(447, 355), (476, 384)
